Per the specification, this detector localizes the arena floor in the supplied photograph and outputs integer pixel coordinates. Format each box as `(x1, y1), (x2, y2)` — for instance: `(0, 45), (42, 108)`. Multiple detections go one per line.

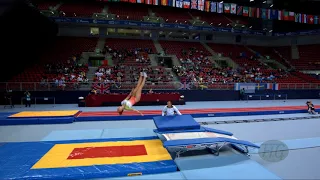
(0, 99), (320, 179)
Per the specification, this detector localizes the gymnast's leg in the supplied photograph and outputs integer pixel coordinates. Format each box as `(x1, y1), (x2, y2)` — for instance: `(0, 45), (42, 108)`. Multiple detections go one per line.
(132, 72), (147, 102)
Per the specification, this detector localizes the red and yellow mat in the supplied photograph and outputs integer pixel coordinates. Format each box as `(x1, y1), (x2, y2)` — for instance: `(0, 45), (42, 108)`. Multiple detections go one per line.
(32, 139), (171, 169)
(9, 110), (79, 118)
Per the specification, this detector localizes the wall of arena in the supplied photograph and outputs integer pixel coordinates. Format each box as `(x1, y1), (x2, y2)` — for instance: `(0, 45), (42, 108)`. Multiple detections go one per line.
(57, 25), (320, 46)
(1, 90), (319, 105)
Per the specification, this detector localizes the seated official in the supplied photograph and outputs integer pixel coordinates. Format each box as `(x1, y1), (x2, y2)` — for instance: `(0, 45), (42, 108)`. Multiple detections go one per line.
(162, 101), (182, 116)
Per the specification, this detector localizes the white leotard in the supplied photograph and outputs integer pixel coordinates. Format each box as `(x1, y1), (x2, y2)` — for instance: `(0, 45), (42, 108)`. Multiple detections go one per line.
(121, 100), (133, 110)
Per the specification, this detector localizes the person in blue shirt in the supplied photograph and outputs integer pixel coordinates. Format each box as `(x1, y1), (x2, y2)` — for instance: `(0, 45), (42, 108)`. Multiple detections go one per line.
(162, 101), (182, 116)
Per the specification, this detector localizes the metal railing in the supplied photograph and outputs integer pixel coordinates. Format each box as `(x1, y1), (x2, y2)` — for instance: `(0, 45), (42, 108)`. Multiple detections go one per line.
(1, 81), (320, 91)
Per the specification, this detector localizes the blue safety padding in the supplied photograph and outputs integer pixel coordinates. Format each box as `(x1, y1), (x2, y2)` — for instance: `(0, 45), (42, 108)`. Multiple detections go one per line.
(0, 137), (176, 180)
(42, 129), (104, 141)
(153, 115), (200, 131)
(0, 117), (74, 125)
(74, 109), (311, 122)
(76, 115), (155, 121)
(202, 127), (233, 136)
(110, 171), (185, 180)
(40, 136), (159, 144)
(163, 137), (260, 149)
(154, 126), (233, 136)
(154, 128), (204, 134)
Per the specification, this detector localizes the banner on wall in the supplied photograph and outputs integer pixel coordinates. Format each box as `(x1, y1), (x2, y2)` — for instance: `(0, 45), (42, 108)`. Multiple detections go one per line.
(234, 83), (275, 92)
(51, 17), (320, 36)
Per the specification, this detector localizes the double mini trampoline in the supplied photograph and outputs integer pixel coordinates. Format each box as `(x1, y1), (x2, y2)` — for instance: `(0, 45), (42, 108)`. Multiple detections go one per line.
(153, 115), (260, 158)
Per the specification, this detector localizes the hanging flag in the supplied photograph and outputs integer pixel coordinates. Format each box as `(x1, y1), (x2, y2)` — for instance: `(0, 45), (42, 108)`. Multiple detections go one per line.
(129, 0), (136, 3)
(161, 0), (168, 6)
(267, 9), (271, 19)
(256, 8), (260, 18)
(176, 0), (182, 8)
(230, 3), (236, 14)
(210, 2), (216, 12)
(282, 11), (288, 20)
(198, 0), (204, 11)
(248, 7), (253, 17)
(168, 0), (175, 6)
(217, 2), (223, 13)
(302, 14), (307, 23)
(243, 6), (248, 16)
(191, 0), (197, 9)
(205, 1), (210, 12)
(153, 0), (158, 5)
(271, 9), (278, 20)
(314, 16), (319, 24)
(278, 10), (282, 20)
(261, 8), (267, 19)
(289, 12), (295, 21)
(137, 0), (145, 3)
(145, 0), (152, 4)
(295, 13), (300, 22)
(183, 0), (190, 8)
(308, 15), (314, 24)
(224, 3), (230, 13)
(298, 14), (302, 23)
(237, 6), (243, 15)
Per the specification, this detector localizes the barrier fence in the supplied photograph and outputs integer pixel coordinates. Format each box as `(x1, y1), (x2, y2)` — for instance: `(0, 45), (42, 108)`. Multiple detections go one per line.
(1, 81), (320, 91)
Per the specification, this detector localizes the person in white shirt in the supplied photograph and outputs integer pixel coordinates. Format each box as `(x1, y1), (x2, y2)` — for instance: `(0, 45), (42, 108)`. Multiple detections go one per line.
(162, 101), (182, 116)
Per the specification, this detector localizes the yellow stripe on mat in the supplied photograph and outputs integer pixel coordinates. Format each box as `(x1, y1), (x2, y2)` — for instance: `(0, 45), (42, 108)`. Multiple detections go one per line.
(9, 110), (79, 118)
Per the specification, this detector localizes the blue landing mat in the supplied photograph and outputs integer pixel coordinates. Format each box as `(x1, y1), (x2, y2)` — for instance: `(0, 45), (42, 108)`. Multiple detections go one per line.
(153, 115), (200, 131)
(0, 117), (75, 125)
(0, 137), (176, 180)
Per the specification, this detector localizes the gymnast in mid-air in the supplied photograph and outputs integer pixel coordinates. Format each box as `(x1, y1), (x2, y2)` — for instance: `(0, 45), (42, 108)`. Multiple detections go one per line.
(117, 72), (147, 116)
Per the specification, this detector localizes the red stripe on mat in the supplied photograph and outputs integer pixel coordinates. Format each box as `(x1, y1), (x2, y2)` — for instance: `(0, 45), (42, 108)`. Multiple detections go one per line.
(78, 105), (310, 117)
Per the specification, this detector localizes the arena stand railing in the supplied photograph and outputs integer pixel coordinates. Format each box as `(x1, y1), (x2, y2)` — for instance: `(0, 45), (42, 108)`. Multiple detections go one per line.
(1, 81), (320, 91)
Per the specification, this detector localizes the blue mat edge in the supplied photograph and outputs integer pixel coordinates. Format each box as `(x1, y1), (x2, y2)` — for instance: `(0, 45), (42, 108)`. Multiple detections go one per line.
(0, 136), (158, 144)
